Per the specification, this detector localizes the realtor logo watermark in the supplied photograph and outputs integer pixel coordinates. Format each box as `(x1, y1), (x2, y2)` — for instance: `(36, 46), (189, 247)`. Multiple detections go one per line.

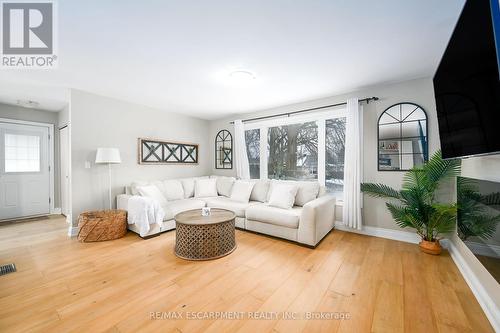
(1, 1), (57, 68)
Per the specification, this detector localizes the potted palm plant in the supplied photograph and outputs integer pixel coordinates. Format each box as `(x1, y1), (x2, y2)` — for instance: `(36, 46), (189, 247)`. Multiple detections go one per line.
(361, 151), (460, 255)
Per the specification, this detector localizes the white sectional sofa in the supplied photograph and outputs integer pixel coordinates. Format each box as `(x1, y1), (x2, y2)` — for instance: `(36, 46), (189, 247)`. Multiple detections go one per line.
(117, 176), (336, 247)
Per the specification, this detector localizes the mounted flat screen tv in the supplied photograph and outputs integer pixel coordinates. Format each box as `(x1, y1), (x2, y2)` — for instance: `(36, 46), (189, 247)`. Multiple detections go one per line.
(433, 0), (500, 159)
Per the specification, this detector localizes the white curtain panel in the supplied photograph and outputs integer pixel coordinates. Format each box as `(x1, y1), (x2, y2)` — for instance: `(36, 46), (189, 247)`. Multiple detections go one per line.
(234, 120), (250, 180)
(342, 98), (363, 230)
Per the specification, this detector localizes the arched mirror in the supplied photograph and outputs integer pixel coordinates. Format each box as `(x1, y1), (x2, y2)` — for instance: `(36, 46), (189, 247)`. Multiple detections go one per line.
(378, 103), (428, 171)
(215, 130), (232, 169)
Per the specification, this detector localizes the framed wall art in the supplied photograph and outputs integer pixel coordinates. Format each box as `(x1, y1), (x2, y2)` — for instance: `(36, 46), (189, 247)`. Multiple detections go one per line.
(138, 138), (198, 164)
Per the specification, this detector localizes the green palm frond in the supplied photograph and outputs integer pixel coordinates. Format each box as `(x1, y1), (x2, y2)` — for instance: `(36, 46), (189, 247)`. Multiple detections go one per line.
(457, 177), (500, 241)
(429, 204), (457, 239)
(361, 150), (461, 241)
(386, 202), (423, 236)
(458, 213), (500, 241)
(422, 150), (461, 191)
(481, 192), (500, 206)
(360, 183), (401, 199)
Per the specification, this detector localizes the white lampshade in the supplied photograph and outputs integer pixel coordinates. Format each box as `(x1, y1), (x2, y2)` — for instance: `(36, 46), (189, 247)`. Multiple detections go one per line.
(95, 148), (121, 164)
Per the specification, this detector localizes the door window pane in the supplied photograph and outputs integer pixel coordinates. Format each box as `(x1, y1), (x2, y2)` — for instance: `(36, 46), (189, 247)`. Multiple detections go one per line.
(245, 129), (260, 179)
(326, 118), (346, 197)
(267, 122), (318, 180)
(4, 134), (40, 172)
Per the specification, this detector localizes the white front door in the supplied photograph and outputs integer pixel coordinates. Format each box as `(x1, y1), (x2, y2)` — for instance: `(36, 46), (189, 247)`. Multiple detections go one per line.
(60, 126), (69, 216)
(0, 122), (50, 220)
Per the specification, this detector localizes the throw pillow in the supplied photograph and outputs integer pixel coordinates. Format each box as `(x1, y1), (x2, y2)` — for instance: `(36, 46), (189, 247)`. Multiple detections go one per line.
(194, 178), (218, 198)
(136, 185), (167, 206)
(268, 183), (299, 209)
(249, 180), (270, 202)
(130, 181), (149, 195)
(162, 180), (185, 201)
(230, 181), (255, 203)
(181, 176), (209, 198)
(294, 181), (320, 206)
(211, 176), (235, 197)
(266, 180), (320, 206)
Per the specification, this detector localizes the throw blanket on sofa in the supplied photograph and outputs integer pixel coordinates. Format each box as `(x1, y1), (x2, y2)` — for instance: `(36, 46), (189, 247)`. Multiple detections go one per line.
(127, 196), (165, 237)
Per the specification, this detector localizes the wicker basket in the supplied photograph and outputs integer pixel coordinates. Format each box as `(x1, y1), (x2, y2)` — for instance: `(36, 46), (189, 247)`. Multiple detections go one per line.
(77, 209), (127, 242)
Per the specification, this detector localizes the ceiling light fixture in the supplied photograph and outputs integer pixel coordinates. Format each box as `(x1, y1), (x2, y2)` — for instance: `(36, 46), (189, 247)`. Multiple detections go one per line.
(229, 70), (256, 82)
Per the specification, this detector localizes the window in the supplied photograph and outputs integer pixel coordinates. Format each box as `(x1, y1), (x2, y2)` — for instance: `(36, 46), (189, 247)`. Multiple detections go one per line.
(245, 129), (260, 179)
(241, 109), (346, 198)
(267, 122), (318, 180)
(326, 118), (346, 197)
(5, 134), (41, 172)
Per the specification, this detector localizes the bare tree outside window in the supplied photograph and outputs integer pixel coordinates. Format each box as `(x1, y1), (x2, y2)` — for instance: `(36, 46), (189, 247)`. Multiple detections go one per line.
(326, 118), (346, 197)
(267, 122), (318, 180)
(243, 118), (346, 197)
(245, 129), (260, 179)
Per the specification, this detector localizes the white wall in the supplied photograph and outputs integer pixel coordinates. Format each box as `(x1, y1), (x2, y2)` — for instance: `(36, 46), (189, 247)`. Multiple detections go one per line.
(58, 104), (70, 128)
(69, 89), (211, 226)
(209, 77), (440, 231)
(0, 103), (62, 208)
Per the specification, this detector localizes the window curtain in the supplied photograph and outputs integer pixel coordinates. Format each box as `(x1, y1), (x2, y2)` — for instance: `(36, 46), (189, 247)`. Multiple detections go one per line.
(342, 98), (363, 230)
(234, 120), (250, 179)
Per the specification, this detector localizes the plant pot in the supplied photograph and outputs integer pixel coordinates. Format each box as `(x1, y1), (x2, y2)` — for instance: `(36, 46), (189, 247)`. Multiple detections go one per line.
(419, 239), (442, 255)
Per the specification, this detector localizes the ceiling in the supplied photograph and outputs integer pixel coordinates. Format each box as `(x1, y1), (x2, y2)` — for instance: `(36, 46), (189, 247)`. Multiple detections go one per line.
(0, 0), (465, 119)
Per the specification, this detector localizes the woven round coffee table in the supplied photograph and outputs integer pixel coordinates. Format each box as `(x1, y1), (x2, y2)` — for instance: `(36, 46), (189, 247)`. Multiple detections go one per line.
(174, 208), (236, 261)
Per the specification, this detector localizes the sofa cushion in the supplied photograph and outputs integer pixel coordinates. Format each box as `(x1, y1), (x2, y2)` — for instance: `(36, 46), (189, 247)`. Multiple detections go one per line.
(246, 204), (302, 229)
(130, 181), (149, 195)
(268, 183), (299, 209)
(294, 181), (320, 206)
(249, 180), (270, 202)
(195, 178), (218, 198)
(210, 176), (235, 197)
(162, 198), (206, 221)
(267, 180), (320, 206)
(137, 185), (167, 206)
(161, 180), (185, 201)
(204, 197), (261, 217)
(230, 181), (255, 203)
(180, 176), (209, 198)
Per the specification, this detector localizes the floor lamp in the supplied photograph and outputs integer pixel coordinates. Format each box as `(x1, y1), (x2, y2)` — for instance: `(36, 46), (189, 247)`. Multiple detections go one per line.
(95, 148), (121, 209)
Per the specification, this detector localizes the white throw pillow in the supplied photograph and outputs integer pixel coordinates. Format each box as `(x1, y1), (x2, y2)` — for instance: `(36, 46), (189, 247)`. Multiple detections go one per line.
(294, 181), (320, 206)
(180, 178), (195, 198)
(130, 181), (149, 195)
(181, 176), (209, 198)
(250, 180), (270, 202)
(211, 176), (235, 197)
(162, 180), (185, 201)
(268, 183), (299, 209)
(137, 185), (167, 206)
(266, 180), (319, 206)
(230, 181), (255, 203)
(194, 178), (218, 198)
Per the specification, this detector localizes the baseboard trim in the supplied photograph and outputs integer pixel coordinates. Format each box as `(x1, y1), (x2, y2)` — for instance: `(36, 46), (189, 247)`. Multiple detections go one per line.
(52, 207), (62, 215)
(441, 239), (500, 332)
(68, 226), (79, 237)
(334, 221), (420, 244)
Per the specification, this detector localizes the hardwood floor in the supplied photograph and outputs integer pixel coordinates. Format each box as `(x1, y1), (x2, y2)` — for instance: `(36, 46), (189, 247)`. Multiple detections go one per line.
(0, 216), (493, 332)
